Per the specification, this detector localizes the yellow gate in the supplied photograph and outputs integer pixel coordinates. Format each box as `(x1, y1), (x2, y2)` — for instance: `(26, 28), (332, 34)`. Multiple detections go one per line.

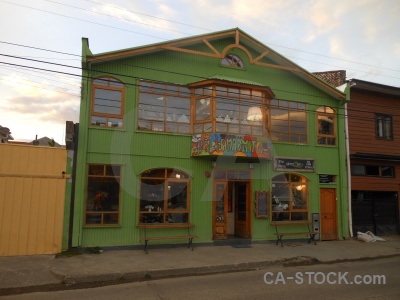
(0, 143), (68, 256)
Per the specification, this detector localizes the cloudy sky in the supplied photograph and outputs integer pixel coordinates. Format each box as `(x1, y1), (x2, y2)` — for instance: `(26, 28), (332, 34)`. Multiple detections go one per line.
(0, 0), (399, 145)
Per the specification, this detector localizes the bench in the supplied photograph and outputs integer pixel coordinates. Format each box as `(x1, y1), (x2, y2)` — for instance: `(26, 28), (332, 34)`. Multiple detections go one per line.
(271, 221), (317, 247)
(138, 224), (198, 254)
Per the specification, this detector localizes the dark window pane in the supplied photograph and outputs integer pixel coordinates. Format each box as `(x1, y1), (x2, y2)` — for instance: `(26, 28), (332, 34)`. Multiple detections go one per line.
(87, 177), (120, 212)
(381, 166), (394, 177)
(88, 165), (104, 176)
(365, 165), (379, 176)
(351, 165), (365, 176)
(86, 214), (102, 224)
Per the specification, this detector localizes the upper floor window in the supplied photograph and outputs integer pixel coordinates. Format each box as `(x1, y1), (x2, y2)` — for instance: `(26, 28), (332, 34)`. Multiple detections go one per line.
(351, 164), (395, 177)
(316, 106), (336, 145)
(139, 168), (190, 224)
(376, 114), (393, 140)
(267, 99), (307, 143)
(193, 84), (268, 136)
(86, 164), (121, 225)
(91, 77), (125, 128)
(272, 173), (308, 222)
(221, 54), (244, 68)
(138, 81), (191, 134)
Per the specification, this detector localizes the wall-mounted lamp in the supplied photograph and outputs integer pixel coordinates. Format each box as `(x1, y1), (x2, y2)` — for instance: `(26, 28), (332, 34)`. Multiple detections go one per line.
(247, 106), (262, 121)
(211, 160), (217, 168)
(249, 162), (254, 169)
(175, 174), (181, 179)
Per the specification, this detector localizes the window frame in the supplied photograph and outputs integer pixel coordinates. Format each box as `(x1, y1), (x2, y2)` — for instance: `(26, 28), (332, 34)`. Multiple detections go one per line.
(271, 173), (309, 222)
(90, 76), (125, 128)
(267, 99), (308, 143)
(350, 164), (395, 178)
(85, 164), (122, 226)
(192, 82), (271, 136)
(137, 81), (191, 134)
(139, 168), (191, 225)
(316, 106), (336, 146)
(220, 54), (245, 68)
(376, 114), (393, 140)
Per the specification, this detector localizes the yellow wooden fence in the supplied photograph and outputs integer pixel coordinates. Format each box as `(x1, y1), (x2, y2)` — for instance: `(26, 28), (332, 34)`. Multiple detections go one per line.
(0, 143), (68, 256)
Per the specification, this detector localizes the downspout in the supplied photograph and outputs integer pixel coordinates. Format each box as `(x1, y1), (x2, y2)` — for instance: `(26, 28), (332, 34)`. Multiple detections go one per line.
(338, 81), (354, 238)
(68, 123), (79, 250)
(344, 102), (353, 237)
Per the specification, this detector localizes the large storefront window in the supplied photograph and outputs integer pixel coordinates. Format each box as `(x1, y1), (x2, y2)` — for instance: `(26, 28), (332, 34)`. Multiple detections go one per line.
(267, 99), (307, 143)
(86, 165), (121, 225)
(91, 77), (125, 128)
(138, 81), (191, 133)
(272, 173), (308, 221)
(139, 168), (190, 224)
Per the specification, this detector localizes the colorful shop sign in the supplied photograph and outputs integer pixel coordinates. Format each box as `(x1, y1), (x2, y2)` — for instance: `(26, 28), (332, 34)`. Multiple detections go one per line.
(191, 133), (271, 159)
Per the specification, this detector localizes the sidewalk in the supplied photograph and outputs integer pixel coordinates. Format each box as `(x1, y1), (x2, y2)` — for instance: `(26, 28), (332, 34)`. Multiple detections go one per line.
(1, 236), (399, 295)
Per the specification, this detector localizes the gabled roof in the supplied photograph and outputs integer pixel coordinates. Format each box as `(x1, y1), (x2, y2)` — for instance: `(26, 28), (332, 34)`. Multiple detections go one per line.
(84, 28), (346, 101)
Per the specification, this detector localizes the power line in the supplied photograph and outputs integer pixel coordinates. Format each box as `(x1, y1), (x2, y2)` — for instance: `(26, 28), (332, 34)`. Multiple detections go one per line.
(81, 0), (211, 31)
(2, 57), (400, 126)
(268, 43), (400, 74)
(44, 0), (196, 36)
(2, 52), (399, 113)
(0, 0), (167, 41)
(1, 0), (398, 79)
(0, 73), (80, 97)
(0, 41), (81, 57)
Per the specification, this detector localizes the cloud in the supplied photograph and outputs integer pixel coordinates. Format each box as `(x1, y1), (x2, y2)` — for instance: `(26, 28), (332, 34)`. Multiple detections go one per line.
(3, 95), (79, 124)
(0, 72), (80, 125)
(395, 43), (400, 58)
(90, 1), (178, 33)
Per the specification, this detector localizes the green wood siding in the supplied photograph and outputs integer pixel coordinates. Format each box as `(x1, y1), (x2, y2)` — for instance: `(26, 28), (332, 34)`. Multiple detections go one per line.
(70, 32), (349, 248)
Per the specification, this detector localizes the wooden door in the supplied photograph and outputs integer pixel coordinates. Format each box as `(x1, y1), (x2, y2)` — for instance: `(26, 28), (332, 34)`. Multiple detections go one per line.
(213, 182), (228, 239)
(235, 182), (250, 239)
(320, 188), (338, 240)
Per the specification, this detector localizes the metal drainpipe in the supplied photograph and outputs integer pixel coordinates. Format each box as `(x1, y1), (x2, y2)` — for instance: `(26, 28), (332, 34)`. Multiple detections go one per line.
(345, 102), (353, 237)
(68, 123), (79, 251)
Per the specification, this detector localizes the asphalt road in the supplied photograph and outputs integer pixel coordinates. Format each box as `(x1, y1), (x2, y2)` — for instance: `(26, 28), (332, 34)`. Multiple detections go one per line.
(3, 256), (400, 300)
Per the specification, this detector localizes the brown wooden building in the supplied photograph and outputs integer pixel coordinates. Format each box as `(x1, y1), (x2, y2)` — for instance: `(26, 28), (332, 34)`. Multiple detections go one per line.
(315, 71), (400, 235)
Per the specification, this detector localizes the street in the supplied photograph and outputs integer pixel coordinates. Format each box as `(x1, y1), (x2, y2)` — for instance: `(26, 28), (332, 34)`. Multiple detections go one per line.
(2, 256), (400, 300)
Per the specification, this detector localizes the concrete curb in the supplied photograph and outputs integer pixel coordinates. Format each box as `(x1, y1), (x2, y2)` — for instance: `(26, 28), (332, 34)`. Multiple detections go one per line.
(1, 254), (400, 296)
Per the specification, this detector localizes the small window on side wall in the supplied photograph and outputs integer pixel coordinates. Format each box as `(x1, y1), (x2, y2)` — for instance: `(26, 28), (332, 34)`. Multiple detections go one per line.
(376, 114), (393, 140)
(91, 77), (125, 128)
(316, 106), (336, 145)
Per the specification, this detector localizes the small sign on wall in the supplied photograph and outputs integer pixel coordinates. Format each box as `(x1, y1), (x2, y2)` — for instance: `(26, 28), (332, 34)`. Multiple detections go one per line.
(255, 191), (270, 218)
(319, 174), (335, 183)
(274, 157), (315, 172)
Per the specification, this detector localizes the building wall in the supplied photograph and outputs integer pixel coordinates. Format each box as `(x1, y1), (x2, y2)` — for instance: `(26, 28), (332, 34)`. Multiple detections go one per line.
(348, 86), (400, 235)
(0, 144), (68, 256)
(348, 89), (400, 156)
(71, 37), (349, 247)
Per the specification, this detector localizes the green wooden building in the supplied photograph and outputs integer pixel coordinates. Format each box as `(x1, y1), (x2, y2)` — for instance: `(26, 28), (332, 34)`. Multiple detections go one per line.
(65, 28), (350, 250)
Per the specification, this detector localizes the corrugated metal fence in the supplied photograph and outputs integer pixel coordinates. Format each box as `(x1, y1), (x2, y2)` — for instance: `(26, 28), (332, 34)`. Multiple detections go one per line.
(0, 143), (68, 256)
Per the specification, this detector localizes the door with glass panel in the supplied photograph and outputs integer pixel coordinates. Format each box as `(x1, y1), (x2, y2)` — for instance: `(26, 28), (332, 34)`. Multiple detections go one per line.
(213, 182), (228, 239)
(235, 182), (250, 238)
